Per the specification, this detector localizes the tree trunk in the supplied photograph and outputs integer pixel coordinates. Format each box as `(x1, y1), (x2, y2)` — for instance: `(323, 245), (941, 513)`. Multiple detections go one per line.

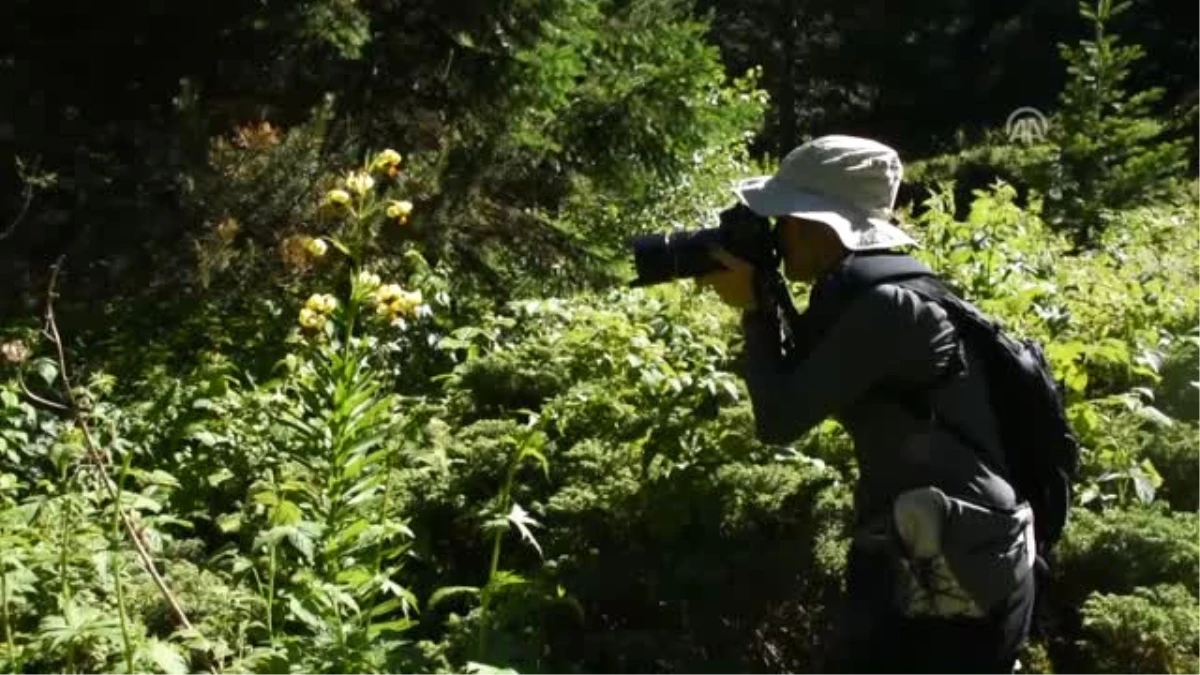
(778, 0), (799, 157)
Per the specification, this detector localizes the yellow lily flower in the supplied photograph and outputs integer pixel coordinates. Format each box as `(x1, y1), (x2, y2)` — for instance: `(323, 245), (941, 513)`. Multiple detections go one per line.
(356, 270), (382, 290)
(372, 149), (402, 172)
(375, 283), (404, 305)
(305, 237), (328, 257)
(305, 293), (338, 314)
(299, 307), (325, 329)
(386, 200), (414, 222)
(345, 171), (375, 196)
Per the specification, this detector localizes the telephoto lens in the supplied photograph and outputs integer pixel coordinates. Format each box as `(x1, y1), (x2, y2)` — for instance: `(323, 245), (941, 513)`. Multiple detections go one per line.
(628, 204), (775, 287)
(628, 228), (725, 287)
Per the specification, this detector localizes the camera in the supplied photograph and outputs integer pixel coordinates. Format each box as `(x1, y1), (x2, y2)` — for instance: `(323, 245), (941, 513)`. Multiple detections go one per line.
(628, 203), (806, 363)
(628, 204), (778, 287)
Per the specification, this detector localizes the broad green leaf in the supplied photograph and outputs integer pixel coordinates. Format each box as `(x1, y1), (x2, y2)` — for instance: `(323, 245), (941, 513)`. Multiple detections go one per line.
(119, 492), (163, 513)
(367, 597), (404, 619)
(270, 500), (302, 527)
(144, 638), (189, 675)
(428, 585), (480, 609)
(1078, 485), (1100, 506)
(486, 570), (529, 594)
(329, 518), (371, 550)
(251, 489), (278, 508)
(1131, 468), (1157, 504)
(324, 585), (360, 613)
(1133, 404), (1174, 428)
(343, 482), (382, 509)
(190, 397), (218, 411)
(276, 525), (314, 560)
(1139, 459), (1164, 488)
(140, 469), (181, 489)
(367, 618), (417, 639)
(519, 446), (550, 479)
(186, 429), (222, 447)
(287, 596), (324, 630)
(1065, 368), (1089, 396)
(335, 566), (372, 589)
(32, 358), (58, 387)
(216, 511), (241, 533)
(481, 516), (510, 535)
(275, 410), (321, 439)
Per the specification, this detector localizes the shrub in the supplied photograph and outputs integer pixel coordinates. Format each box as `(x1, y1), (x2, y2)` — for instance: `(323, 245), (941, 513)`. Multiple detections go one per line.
(1079, 584), (1199, 674)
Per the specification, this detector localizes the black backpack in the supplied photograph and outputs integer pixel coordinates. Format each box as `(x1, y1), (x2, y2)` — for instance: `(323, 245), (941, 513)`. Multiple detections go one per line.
(794, 252), (1082, 559)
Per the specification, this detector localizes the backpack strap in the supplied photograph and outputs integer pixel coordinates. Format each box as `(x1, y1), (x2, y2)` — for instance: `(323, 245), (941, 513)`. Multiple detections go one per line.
(823, 251), (938, 296)
(794, 251), (939, 353)
(812, 259), (1015, 493)
(884, 277), (1019, 496)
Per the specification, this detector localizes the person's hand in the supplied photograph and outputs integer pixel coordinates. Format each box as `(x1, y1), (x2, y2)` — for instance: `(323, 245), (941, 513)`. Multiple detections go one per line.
(696, 247), (757, 310)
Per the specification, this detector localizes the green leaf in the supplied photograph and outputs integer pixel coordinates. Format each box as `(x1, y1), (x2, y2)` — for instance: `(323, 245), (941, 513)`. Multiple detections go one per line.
(1065, 368), (1089, 395)
(186, 430), (222, 447)
(1131, 469), (1157, 504)
(328, 518), (371, 551)
(465, 661), (519, 674)
(287, 596), (324, 630)
(253, 490), (278, 507)
(145, 638), (189, 675)
(274, 410), (321, 440)
(486, 570), (529, 594)
(367, 618), (417, 639)
(216, 512), (243, 534)
(518, 446), (550, 479)
(452, 32), (478, 49)
(119, 492), (164, 513)
(270, 500), (302, 527)
(327, 237), (353, 258)
(1133, 404), (1174, 428)
(506, 503), (543, 557)
(285, 525), (317, 560)
(428, 585), (480, 609)
(367, 597), (404, 619)
(335, 566), (372, 589)
(1139, 458), (1164, 488)
(207, 468), (234, 487)
(32, 358), (58, 387)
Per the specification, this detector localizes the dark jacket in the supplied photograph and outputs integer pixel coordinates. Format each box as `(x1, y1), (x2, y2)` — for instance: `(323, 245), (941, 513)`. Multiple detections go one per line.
(737, 255), (1035, 619)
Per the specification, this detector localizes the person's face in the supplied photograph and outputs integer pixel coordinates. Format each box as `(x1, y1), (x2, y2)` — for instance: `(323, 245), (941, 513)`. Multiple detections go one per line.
(777, 216), (831, 282)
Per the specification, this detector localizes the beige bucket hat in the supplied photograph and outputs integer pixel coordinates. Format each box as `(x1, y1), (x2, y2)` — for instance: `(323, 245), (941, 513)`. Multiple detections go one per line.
(733, 135), (918, 251)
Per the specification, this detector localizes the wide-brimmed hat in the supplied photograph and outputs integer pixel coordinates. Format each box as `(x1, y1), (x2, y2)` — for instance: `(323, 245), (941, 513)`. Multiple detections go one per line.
(733, 135), (918, 251)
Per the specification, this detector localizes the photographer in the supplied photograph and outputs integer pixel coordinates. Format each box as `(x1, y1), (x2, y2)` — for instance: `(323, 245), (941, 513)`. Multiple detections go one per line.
(696, 136), (1037, 673)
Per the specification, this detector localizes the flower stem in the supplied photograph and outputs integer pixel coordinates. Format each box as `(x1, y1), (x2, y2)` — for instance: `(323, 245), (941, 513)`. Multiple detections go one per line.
(58, 465), (71, 603)
(113, 454), (135, 675)
(478, 436), (524, 659)
(2, 564), (14, 663)
(266, 544), (276, 643)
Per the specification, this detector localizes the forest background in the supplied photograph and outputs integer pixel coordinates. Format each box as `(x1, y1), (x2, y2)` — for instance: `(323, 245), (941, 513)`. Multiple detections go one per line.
(0, 0), (1197, 672)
